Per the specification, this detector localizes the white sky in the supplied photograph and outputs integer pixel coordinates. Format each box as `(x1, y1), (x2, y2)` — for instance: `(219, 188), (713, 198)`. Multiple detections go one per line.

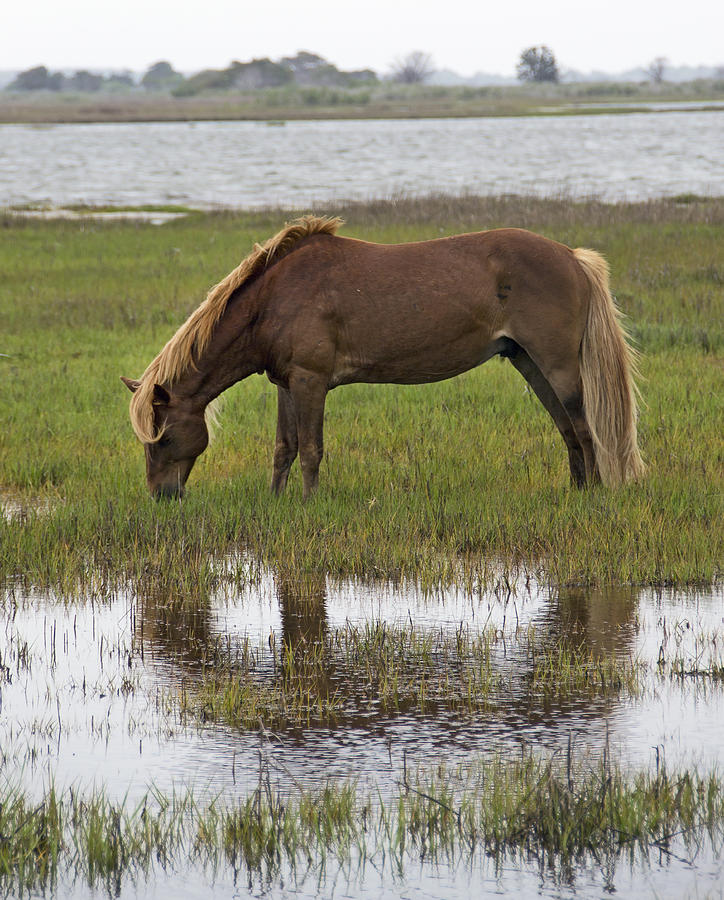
(2, 0), (722, 77)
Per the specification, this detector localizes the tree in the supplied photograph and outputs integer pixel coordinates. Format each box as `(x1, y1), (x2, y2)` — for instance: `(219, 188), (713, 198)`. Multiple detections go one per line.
(280, 51), (328, 78)
(229, 58), (293, 89)
(516, 46), (559, 83)
(141, 61), (183, 91)
(280, 51), (377, 87)
(8, 65), (64, 91)
(647, 57), (668, 84)
(67, 70), (103, 92)
(106, 72), (135, 89)
(391, 51), (434, 84)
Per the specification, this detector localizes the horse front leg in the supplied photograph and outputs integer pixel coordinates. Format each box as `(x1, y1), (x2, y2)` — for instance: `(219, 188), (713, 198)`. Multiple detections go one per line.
(289, 371), (328, 500)
(271, 385), (298, 495)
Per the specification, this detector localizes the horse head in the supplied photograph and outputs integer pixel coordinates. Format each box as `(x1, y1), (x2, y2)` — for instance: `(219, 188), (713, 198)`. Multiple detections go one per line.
(121, 378), (209, 499)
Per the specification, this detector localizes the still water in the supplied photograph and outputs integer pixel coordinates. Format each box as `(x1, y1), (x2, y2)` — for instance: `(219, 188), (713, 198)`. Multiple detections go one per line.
(1, 110), (723, 208)
(1, 559), (723, 898)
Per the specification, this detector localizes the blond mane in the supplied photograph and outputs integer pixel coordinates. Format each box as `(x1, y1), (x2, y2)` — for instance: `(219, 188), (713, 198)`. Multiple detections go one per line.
(128, 215), (342, 442)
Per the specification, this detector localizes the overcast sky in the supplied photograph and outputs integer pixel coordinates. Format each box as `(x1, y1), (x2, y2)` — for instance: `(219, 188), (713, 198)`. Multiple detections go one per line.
(2, 0), (722, 77)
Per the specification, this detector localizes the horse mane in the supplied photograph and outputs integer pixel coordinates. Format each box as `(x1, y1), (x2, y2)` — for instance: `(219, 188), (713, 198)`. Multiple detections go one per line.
(128, 214), (343, 442)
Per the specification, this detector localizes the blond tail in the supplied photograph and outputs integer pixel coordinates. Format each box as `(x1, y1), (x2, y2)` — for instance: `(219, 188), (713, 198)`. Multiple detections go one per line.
(574, 248), (645, 486)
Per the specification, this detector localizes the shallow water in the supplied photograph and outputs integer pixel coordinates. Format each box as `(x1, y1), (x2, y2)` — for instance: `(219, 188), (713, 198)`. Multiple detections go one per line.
(2, 568), (723, 797)
(1, 110), (723, 209)
(1, 565), (723, 897)
(26, 843), (724, 900)
(1, 564), (723, 897)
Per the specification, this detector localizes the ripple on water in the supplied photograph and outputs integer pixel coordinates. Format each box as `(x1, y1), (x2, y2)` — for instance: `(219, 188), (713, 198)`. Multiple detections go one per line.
(1, 111), (723, 208)
(1, 564), (722, 805)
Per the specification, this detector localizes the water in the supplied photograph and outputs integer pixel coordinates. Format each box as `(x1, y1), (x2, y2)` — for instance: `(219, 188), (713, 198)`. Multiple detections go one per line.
(30, 849), (724, 900)
(1, 110), (723, 209)
(4, 569), (723, 801)
(1, 565), (723, 896)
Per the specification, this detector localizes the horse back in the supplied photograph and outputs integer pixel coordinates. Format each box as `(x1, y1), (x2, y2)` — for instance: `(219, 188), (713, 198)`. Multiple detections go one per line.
(252, 228), (589, 386)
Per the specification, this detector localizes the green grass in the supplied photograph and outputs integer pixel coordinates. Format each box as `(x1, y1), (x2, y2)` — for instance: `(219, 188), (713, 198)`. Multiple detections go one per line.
(1, 753), (723, 894)
(178, 621), (644, 730)
(1, 196), (722, 592)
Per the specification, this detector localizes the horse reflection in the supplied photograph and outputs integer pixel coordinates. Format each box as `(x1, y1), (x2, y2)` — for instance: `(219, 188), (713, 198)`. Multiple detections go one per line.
(537, 584), (640, 655)
(275, 570), (329, 648)
(133, 570), (331, 673)
(499, 584), (642, 741)
(134, 577), (214, 671)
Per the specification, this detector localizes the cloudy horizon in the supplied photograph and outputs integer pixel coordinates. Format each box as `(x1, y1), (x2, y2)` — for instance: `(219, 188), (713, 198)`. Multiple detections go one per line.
(2, 0), (723, 80)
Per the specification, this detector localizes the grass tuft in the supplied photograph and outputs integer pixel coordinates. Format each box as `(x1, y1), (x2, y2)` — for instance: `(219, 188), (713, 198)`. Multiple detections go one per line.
(1, 752), (723, 893)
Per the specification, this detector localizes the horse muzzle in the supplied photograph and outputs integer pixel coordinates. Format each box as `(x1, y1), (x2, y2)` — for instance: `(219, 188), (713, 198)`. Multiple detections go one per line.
(152, 483), (185, 501)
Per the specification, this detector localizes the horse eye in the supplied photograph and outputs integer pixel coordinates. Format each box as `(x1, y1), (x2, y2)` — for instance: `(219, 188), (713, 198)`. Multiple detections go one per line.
(157, 434), (172, 448)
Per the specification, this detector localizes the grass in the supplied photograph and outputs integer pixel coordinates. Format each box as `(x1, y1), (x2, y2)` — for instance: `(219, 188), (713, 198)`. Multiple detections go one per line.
(1, 752), (722, 894)
(1, 79), (723, 123)
(178, 621), (644, 730)
(165, 610), (723, 733)
(0, 196), (722, 594)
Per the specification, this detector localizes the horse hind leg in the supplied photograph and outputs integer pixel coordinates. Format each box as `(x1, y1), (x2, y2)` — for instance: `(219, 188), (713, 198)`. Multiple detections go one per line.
(271, 386), (299, 495)
(535, 357), (600, 487)
(502, 341), (589, 488)
(559, 389), (600, 486)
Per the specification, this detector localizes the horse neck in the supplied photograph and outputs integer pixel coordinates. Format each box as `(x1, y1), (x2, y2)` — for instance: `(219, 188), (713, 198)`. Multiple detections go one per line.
(174, 290), (263, 409)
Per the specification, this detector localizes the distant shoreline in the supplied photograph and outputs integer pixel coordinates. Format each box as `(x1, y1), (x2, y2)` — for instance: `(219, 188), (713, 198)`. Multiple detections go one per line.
(1, 82), (723, 124)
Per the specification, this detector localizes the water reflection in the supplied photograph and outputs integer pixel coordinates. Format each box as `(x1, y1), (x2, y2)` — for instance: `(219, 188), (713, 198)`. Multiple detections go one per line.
(123, 565), (724, 810)
(276, 571), (329, 649)
(130, 564), (646, 763)
(536, 584), (640, 654)
(134, 564), (641, 673)
(2, 565), (722, 808)
(135, 579), (213, 671)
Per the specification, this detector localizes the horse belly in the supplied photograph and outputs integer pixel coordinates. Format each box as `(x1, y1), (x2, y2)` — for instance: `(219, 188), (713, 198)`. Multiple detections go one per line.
(331, 321), (501, 386)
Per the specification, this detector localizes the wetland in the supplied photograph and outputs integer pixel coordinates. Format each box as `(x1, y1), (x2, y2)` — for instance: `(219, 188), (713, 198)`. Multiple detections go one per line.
(1, 194), (723, 897)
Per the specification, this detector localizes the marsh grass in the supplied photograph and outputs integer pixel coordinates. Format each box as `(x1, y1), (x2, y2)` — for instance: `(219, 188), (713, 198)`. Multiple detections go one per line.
(185, 623), (502, 728)
(658, 628), (724, 683)
(1, 79), (723, 123)
(177, 622), (646, 731)
(1, 196), (722, 593)
(1, 752), (723, 894)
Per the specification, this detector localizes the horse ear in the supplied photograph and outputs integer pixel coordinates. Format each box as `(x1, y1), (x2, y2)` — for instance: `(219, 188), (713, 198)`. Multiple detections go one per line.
(152, 383), (171, 405)
(121, 376), (141, 393)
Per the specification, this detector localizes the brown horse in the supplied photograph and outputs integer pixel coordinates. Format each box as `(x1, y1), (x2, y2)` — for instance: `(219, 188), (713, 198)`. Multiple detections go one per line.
(122, 216), (644, 499)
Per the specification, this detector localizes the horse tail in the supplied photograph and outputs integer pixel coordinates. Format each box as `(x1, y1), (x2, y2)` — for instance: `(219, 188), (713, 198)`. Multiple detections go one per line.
(574, 248), (645, 486)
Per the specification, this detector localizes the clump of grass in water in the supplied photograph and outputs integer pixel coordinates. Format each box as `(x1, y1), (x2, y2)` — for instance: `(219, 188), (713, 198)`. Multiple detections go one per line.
(1, 752), (723, 894)
(179, 623), (643, 730)
(657, 626), (724, 682)
(183, 623), (502, 728)
(403, 753), (724, 867)
(526, 630), (644, 697)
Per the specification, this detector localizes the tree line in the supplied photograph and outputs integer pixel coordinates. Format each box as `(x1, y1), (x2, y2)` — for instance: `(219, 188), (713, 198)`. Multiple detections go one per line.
(6, 53), (378, 95)
(7, 47), (683, 94)
(7, 67), (135, 92)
